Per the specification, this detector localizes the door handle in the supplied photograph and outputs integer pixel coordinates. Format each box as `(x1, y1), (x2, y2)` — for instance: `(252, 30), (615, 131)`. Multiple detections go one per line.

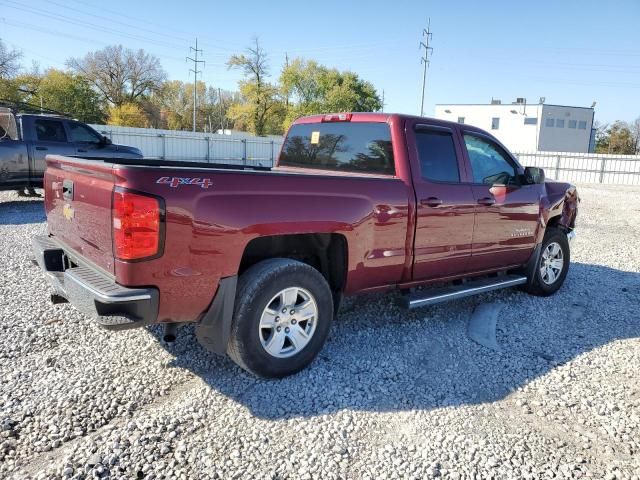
(77, 149), (88, 153)
(477, 197), (496, 206)
(35, 146), (48, 151)
(420, 197), (443, 207)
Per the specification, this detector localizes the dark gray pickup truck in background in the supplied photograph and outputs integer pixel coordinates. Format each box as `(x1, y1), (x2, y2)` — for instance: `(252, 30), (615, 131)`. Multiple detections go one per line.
(0, 106), (143, 193)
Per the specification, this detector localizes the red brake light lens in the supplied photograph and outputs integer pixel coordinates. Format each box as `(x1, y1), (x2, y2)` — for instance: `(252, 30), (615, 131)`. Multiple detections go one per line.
(321, 113), (352, 122)
(112, 189), (163, 261)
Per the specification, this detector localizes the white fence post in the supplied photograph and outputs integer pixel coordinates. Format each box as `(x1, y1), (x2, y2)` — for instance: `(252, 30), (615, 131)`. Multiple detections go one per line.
(242, 139), (247, 165)
(158, 134), (166, 160)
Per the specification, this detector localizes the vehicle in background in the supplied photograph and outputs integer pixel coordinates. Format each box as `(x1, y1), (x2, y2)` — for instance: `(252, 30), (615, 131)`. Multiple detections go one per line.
(0, 104), (142, 195)
(32, 112), (578, 378)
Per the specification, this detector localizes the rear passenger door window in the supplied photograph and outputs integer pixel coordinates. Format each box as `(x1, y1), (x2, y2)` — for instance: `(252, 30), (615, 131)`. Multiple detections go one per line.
(415, 128), (460, 183)
(34, 119), (67, 142)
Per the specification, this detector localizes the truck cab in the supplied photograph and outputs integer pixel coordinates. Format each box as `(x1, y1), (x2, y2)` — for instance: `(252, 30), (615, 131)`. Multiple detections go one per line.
(0, 106), (142, 192)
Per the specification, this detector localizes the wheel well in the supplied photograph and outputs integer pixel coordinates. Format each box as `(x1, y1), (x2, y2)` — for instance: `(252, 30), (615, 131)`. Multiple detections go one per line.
(547, 215), (567, 232)
(239, 233), (347, 294)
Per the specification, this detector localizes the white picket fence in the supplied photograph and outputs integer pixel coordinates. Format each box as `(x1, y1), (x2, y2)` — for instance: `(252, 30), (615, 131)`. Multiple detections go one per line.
(90, 124), (284, 167)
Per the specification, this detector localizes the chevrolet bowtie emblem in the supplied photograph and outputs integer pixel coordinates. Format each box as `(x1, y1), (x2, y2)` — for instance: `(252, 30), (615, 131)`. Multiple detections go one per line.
(63, 204), (74, 221)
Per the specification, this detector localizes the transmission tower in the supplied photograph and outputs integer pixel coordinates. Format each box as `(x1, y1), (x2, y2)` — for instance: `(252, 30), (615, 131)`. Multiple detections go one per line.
(419, 19), (433, 117)
(186, 38), (205, 132)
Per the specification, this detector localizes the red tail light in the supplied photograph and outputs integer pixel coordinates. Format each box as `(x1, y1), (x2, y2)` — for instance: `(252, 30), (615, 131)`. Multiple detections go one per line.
(112, 188), (164, 261)
(322, 113), (352, 122)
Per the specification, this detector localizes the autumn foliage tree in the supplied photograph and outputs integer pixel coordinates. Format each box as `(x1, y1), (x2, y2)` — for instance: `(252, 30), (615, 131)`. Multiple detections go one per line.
(107, 102), (149, 127)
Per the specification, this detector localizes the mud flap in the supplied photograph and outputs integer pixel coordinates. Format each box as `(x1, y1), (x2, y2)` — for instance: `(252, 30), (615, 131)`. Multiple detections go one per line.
(523, 242), (543, 288)
(195, 276), (237, 355)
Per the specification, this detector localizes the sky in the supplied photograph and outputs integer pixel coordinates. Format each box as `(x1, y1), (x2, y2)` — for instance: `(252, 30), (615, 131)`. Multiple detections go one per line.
(1, 0), (639, 124)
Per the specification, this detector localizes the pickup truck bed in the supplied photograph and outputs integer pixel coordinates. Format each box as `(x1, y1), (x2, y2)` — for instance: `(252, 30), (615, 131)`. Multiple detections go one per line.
(33, 112), (578, 377)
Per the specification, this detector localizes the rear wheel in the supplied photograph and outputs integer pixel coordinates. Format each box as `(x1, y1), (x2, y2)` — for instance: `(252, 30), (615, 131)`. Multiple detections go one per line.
(525, 227), (570, 296)
(227, 258), (333, 378)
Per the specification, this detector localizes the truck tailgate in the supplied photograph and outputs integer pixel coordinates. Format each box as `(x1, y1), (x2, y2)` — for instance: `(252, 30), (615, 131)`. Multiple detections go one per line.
(44, 156), (116, 275)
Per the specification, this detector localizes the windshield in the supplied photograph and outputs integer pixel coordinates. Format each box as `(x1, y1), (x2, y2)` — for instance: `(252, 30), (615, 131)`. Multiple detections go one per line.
(279, 122), (395, 175)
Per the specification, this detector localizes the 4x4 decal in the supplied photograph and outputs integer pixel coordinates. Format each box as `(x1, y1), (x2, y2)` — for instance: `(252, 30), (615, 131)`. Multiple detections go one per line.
(156, 177), (212, 189)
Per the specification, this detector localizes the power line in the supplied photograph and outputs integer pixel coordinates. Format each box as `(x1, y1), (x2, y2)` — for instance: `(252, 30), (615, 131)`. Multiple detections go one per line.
(186, 39), (204, 132)
(419, 18), (433, 117)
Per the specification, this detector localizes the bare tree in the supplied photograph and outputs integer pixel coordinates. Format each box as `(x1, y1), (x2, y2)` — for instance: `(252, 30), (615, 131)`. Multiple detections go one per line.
(0, 38), (22, 79)
(67, 45), (166, 106)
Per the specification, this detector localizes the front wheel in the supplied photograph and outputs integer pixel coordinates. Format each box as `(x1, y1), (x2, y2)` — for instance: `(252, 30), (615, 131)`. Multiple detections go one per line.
(227, 258), (334, 378)
(525, 227), (570, 296)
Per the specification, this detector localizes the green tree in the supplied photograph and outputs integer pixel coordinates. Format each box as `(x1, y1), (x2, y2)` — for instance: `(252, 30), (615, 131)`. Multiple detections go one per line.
(279, 58), (382, 129)
(37, 69), (105, 123)
(227, 38), (284, 135)
(0, 72), (41, 104)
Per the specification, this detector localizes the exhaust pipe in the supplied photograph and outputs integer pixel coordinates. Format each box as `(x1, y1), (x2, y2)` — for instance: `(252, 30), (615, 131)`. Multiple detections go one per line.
(163, 323), (178, 343)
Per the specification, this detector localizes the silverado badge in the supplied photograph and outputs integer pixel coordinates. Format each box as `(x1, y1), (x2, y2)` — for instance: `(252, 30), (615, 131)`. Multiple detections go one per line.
(62, 204), (74, 221)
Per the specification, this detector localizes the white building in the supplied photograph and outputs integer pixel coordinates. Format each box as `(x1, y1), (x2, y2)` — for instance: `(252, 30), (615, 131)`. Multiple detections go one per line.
(434, 99), (595, 153)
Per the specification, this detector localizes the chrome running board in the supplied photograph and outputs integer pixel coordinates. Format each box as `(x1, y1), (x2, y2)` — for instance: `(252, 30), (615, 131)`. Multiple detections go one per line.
(401, 274), (527, 309)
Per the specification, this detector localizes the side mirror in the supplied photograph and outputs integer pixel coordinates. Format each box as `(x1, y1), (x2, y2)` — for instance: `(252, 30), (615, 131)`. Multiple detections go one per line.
(524, 166), (545, 184)
(100, 135), (112, 146)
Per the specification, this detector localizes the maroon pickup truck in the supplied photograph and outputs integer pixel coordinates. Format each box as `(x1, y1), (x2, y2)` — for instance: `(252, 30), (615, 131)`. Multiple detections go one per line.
(33, 113), (578, 377)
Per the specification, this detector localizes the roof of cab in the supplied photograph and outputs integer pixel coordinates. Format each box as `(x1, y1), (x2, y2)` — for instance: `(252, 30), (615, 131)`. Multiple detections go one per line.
(292, 112), (475, 131)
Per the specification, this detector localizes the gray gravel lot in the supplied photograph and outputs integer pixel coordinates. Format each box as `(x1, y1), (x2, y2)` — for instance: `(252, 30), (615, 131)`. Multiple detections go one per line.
(1, 185), (639, 480)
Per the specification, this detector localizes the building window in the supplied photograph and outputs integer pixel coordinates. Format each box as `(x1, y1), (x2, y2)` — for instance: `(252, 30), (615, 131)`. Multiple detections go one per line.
(545, 118), (555, 127)
(457, 117), (465, 124)
(491, 117), (500, 130)
(556, 119), (565, 128)
(524, 117), (537, 125)
(578, 121), (587, 130)
(568, 120), (577, 129)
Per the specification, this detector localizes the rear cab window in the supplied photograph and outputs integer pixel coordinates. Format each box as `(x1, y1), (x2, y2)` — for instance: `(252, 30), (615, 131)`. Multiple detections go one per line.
(278, 121), (395, 175)
(35, 119), (67, 142)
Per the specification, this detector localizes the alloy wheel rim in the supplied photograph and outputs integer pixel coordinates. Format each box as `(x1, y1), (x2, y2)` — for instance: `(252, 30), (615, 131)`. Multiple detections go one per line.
(258, 287), (318, 358)
(540, 241), (564, 285)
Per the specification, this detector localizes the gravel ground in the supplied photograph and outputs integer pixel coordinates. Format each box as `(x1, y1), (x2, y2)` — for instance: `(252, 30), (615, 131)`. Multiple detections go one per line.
(1, 184), (639, 480)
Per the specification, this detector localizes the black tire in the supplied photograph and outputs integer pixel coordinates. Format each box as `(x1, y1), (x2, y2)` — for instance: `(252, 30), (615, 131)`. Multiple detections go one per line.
(525, 227), (570, 296)
(227, 258), (333, 378)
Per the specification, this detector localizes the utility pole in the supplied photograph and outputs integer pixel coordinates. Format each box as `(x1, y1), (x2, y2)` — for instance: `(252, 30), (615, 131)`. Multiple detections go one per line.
(381, 89), (385, 112)
(419, 19), (433, 117)
(284, 52), (290, 109)
(218, 87), (224, 133)
(186, 38), (204, 132)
